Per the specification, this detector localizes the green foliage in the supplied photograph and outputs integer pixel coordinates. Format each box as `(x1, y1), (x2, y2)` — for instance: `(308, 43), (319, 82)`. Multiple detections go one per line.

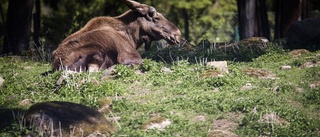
(41, 0), (121, 47)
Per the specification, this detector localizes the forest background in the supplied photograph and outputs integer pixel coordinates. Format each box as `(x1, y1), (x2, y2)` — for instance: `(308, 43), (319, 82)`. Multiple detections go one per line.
(0, 0), (319, 57)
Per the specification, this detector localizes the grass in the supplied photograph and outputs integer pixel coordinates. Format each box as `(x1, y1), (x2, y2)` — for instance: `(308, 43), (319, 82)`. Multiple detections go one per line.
(0, 43), (319, 136)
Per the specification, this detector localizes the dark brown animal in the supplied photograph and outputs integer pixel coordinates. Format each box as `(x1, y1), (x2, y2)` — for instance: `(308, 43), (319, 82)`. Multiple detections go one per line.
(55, 27), (142, 71)
(52, 0), (181, 71)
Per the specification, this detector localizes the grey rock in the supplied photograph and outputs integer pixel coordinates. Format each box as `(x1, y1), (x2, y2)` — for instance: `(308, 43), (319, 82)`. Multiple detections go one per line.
(25, 101), (115, 136)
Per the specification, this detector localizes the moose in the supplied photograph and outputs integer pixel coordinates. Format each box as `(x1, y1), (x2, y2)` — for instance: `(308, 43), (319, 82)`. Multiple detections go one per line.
(52, 0), (181, 71)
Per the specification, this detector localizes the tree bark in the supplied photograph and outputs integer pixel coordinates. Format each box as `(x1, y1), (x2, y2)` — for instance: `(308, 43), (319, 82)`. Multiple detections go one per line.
(274, 0), (304, 39)
(255, 0), (270, 40)
(182, 8), (189, 41)
(2, 0), (34, 55)
(33, 0), (41, 48)
(237, 0), (270, 40)
(237, 0), (255, 40)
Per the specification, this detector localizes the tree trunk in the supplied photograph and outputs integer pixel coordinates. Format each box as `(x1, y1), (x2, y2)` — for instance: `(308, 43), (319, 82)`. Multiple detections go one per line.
(33, 0), (41, 48)
(274, 0), (304, 39)
(2, 0), (34, 55)
(255, 0), (270, 40)
(182, 8), (189, 41)
(237, 0), (255, 40)
(237, 0), (270, 40)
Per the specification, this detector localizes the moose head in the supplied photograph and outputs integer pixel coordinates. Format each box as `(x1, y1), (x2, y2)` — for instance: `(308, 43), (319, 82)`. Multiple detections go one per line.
(121, 0), (181, 50)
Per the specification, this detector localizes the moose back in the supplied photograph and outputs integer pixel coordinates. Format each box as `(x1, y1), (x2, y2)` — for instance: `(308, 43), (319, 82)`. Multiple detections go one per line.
(52, 0), (181, 72)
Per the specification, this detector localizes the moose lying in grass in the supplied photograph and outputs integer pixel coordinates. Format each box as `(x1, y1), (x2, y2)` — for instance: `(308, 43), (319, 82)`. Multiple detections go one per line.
(52, 0), (181, 72)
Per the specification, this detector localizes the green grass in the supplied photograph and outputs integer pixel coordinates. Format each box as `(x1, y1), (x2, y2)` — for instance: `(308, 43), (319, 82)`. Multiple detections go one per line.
(0, 44), (319, 136)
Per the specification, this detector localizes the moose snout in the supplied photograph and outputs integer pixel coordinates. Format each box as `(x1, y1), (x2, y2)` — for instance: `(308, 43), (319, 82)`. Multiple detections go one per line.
(171, 34), (181, 45)
(170, 30), (181, 45)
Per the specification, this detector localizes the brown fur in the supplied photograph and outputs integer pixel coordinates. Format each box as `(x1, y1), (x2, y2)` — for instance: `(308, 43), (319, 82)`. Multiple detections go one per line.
(52, 0), (181, 71)
(53, 27), (142, 71)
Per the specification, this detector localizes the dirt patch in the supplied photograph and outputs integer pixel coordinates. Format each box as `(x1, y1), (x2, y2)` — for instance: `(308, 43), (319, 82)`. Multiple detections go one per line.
(208, 112), (244, 137)
(209, 119), (238, 137)
(301, 60), (320, 68)
(289, 49), (310, 58)
(309, 81), (320, 89)
(243, 68), (276, 79)
(258, 112), (290, 127)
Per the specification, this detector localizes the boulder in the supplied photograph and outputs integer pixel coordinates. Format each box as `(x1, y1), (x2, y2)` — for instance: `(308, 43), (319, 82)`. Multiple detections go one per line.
(25, 101), (115, 136)
(286, 18), (320, 51)
(206, 61), (229, 74)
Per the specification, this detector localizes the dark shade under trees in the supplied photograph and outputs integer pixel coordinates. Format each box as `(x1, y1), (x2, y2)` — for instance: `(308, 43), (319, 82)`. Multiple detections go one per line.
(274, 0), (308, 39)
(2, 0), (34, 55)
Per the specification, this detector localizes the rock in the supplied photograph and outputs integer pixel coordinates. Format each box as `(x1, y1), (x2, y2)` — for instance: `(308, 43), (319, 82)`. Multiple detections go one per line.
(142, 115), (171, 131)
(206, 61), (229, 74)
(280, 65), (292, 70)
(19, 99), (34, 106)
(25, 101), (115, 136)
(240, 83), (256, 90)
(161, 67), (173, 73)
(191, 115), (206, 122)
(0, 77), (4, 87)
(286, 18), (320, 51)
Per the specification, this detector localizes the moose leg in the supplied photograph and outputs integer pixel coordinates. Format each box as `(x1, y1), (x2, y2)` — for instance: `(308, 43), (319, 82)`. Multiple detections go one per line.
(117, 51), (142, 66)
(100, 55), (116, 70)
(62, 44), (106, 72)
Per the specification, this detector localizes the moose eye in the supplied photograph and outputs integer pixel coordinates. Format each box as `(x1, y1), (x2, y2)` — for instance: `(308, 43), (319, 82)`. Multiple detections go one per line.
(153, 17), (160, 22)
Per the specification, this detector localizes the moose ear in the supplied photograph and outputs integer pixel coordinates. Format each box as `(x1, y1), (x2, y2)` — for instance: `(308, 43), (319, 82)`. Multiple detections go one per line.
(125, 0), (148, 15)
(148, 6), (156, 17)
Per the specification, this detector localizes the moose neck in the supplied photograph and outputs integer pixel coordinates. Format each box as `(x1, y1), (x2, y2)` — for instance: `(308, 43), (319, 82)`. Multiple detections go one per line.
(115, 10), (147, 49)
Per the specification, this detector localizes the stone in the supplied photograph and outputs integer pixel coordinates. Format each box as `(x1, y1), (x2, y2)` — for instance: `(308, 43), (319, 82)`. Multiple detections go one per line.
(240, 83), (256, 90)
(280, 65), (292, 70)
(25, 101), (115, 136)
(19, 99), (34, 106)
(161, 67), (173, 73)
(206, 61), (229, 74)
(142, 115), (171, 131)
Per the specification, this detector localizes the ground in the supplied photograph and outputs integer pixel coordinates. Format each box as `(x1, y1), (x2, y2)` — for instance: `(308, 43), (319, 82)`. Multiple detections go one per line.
(0, 45), (319, 136)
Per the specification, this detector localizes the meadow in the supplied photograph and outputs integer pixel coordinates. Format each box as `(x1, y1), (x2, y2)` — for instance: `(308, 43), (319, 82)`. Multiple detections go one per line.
(0, 42), (319, 136)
